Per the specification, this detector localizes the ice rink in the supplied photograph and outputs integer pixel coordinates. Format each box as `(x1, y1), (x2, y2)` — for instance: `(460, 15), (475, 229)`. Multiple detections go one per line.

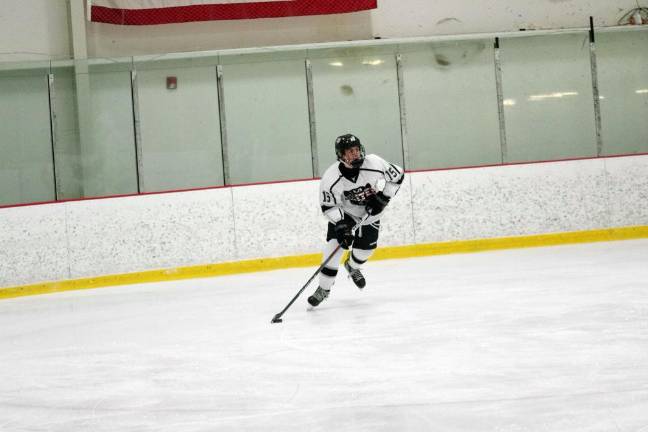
(1, 239), (647, 431)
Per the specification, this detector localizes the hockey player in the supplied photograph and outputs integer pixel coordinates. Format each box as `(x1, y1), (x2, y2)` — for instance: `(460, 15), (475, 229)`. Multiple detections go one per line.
(307, 134), (405, 307)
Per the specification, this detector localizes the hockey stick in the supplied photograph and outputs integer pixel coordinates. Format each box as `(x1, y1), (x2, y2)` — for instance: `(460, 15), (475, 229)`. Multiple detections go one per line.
(270, 215), (368, 324)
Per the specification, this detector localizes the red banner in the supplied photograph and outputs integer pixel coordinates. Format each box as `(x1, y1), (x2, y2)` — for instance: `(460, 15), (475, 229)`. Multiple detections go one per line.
(91, 0), (377, 25)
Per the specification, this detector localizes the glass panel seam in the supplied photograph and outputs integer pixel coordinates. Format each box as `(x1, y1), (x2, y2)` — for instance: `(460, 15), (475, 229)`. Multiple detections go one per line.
(73, 66), (91, 198)
(217, 65), (230, 185)
(47, 72), (60, 200)
(130, 70), (143, 193)
(589, 30), (604, 156)
(494, 38), (508, 164)
(305, 59), (318, 177)
(395, 54), (410, 170)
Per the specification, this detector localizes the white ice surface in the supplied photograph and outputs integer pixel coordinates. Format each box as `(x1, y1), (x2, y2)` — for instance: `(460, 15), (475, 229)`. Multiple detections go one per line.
(1, 240), (648, 431)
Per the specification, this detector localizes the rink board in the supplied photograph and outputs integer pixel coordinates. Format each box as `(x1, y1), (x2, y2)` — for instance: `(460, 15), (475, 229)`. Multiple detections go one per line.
(1, 154), (647, 297)
(1, 224), (648, 300)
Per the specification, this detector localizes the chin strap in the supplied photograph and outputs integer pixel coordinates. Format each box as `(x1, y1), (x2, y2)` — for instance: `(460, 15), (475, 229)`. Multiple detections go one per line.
(340, 157), (363, 168)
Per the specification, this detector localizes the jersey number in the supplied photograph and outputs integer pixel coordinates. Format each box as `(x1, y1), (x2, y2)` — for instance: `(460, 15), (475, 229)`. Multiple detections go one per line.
(386, 166), (399, 181)
(322, 191), (333, 203)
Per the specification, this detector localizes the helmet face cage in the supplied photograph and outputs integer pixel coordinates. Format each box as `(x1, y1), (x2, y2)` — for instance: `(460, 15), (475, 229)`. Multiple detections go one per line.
(335, 134), (365, 167)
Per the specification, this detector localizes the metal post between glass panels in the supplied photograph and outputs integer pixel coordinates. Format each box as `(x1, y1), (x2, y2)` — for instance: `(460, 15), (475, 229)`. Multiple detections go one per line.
(130, 69), (144, 193)
(305, 59), (318, 177)
(588, 18), (604, 156)
(395, 53), (410, 170)
(493, 37), (508, 164)
(217, 65), (230, 185)
(47, 72), (60, 200)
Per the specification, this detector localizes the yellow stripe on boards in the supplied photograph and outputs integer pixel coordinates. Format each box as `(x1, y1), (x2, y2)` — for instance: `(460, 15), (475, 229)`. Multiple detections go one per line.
(0, 254), (321, 301)
(1, 225), (647, 300)
(372, 225), (648, 261)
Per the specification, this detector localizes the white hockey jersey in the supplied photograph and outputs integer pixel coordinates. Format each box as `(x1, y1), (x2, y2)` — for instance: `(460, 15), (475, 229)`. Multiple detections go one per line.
(319, 154), (404, 225)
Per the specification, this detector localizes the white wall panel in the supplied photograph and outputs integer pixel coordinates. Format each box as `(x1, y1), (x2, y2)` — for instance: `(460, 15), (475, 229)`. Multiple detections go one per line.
(0, 204), (68, 286)
(232, 181), (323, 260)
(88, 0), (639, 57)
(0, 0), (70, 62)
(85, 1), (640, 57)
(372, 0), (638, 39)
(0, 0), (640, 61)
(605, 155), (648, 227)
(495, 160), (610, 236)
(65, 188), (235, 278)
(411, 167), (504, 243)
(411, 159), (612, 244)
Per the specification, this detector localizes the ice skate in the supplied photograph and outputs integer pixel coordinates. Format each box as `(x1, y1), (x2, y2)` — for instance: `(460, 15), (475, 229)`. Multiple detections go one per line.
(344, 256), (366, 289)
(307, 286), (330, 307)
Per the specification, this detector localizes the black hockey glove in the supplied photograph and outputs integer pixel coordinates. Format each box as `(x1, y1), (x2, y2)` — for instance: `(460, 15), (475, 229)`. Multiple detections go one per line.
(365, 191), (390, 216)
(334, 219), (355, 249)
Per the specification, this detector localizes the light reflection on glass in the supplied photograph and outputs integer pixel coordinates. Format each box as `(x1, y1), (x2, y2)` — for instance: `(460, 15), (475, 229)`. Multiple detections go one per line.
(527, 91), (578, 101)
(361, 59), (384, 66)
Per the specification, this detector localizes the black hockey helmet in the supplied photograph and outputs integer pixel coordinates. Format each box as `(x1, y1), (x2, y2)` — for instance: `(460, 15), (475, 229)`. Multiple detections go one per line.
(335, 134), (365, 167)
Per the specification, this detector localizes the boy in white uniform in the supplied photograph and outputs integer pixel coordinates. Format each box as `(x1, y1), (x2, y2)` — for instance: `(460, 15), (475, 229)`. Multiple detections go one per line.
(308, 134), (405, 307)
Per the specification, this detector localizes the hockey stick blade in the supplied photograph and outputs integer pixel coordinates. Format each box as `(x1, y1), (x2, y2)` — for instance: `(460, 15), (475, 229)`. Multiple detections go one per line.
(271, 314), (283, 324)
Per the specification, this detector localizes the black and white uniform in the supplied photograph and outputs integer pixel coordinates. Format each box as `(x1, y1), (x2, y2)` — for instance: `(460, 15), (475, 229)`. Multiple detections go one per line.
(318, 153), (404, 290)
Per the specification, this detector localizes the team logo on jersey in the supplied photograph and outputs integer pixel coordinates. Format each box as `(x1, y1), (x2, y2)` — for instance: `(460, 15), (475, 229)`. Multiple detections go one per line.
(344, 183), (376, 205)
